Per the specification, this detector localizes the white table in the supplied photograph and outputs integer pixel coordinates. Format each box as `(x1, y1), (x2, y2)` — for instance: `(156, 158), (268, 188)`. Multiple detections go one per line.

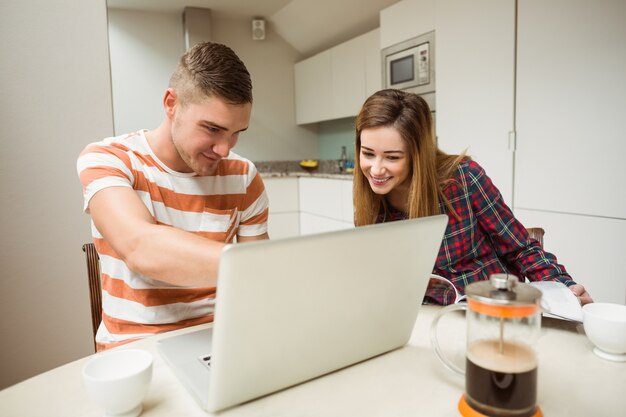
(1, 306), (624, 416)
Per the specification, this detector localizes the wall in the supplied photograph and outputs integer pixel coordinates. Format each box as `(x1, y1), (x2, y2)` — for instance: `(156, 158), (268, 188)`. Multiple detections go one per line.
(0, 0), (114, 389)
(107, 8), (319, 161)
(318, 118), (356, 161)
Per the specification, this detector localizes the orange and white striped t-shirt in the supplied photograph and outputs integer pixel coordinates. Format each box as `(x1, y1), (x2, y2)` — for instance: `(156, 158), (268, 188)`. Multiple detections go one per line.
(77, 130), (269, 350)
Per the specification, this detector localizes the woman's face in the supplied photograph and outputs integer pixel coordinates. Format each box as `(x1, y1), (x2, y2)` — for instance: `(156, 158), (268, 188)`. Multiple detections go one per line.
(359, 126), (411, 196)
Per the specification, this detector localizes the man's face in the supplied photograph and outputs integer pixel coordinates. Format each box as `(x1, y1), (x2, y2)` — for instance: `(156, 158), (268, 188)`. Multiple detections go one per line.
(170, 95), (251, 176)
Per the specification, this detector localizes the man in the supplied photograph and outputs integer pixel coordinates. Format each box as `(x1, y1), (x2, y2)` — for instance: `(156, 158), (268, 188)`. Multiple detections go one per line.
(77, 42), (269, 350)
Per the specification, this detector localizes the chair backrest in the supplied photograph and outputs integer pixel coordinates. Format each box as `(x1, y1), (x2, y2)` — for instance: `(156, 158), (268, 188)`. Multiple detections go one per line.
(82, 243), (101, 351)
(526, 227), (545, 248)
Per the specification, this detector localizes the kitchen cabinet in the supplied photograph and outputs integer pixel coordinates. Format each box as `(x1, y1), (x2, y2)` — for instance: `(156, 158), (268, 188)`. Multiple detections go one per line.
(340, 180), (355, 223)
(381, 0), (625, 303)
(380, 0), (435, 49)
(298, 177), (354, 235)
(513, 0), (626, 305)
(435, 0), (516, 205)
(514, 209), (626, 304)
(331, 34), (366, 119)
(263, 177), (300, 239)
(515, 0), (626, 219)
(299, 213), (353, 235)
(294, 50), (333, 125)
(381, 0), (515, 204)
(264, 176), (354, 238)
(294, 29), (380, 124)
(436, 0), (626, 303)
(364, 29), (382, 98)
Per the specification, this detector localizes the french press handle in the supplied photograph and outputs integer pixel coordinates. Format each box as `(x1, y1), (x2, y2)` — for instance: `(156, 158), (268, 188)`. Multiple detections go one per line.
(429, 303), (467, 375)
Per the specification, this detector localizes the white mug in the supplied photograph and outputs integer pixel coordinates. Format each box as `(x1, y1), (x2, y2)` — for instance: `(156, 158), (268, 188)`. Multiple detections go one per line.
(82, 349), (153, 417)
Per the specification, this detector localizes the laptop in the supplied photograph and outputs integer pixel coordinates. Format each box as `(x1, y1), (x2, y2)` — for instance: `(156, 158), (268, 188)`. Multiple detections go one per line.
(157, 214), (448, 413)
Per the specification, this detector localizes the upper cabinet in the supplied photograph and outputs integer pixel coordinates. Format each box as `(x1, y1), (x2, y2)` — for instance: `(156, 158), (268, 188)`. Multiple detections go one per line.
(364, 29), (382, 98)
(514, 0), (626, 219)
(379, 0), (435, 49)
(331, 35), (366, 119)
(294, 29), (380, 125)
(294, 50), (333, 125)
(435, 0), (516, 206)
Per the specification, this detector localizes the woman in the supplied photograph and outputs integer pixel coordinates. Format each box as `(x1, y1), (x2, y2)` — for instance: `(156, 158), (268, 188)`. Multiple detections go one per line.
(353, 89), (592, 305)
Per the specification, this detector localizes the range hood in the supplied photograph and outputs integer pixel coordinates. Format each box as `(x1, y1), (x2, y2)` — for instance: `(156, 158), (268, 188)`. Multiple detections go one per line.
(183, 7), (212, 49)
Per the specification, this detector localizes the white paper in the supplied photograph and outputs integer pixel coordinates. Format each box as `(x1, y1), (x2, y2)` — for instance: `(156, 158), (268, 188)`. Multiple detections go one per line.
(428, 276), (583, 322)
(529, 281), (583, 322)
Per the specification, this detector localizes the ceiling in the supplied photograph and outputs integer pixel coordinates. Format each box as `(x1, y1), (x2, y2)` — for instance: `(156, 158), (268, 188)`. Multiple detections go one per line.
(106, 0), (399, 57)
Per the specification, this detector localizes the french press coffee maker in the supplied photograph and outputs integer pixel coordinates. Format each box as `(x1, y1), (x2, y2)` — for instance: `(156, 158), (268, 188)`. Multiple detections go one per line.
(430, 274), (543, 417)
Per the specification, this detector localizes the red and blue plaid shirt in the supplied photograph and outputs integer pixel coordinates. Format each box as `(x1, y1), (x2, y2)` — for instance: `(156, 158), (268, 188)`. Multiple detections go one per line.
(378, 160), (574, 305)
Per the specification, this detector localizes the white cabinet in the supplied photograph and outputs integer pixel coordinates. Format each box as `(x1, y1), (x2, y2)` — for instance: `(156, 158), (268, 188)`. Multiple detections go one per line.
(515, 209), (626, 304)
(340, 180), (355, 223)
(299, 177), (342, 219)
(513, 1), (626, 305)
(294, 29), (381, 124)
(299, 213), (353, 235)
(263, 177), (300, 239)
(331, 35), (366, 119)
(435, 0), (516, 206)
(364, 29), (382, 97)
(382, 0), (515, 204)
(294, 50), (333, 125)
(381, 0), (625, 303)
(515, 0), (626, 219)
(380, 0), (435, 49)
(298, 177), (354, 235)
(264, 177), (354, 238)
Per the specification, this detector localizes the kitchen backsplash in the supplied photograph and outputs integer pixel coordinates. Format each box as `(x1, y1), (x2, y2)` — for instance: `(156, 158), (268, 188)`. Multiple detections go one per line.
(254, 160), (352, 176)
(318, 117), (356, 161)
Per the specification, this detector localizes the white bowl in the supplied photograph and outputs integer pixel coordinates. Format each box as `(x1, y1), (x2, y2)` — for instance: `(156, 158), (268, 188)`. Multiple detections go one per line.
(582, 303), (626, 362)
(82, 349), (153, 417)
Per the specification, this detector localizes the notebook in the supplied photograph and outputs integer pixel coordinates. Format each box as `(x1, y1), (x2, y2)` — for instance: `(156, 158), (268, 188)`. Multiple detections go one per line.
(157, 214), (448, 413)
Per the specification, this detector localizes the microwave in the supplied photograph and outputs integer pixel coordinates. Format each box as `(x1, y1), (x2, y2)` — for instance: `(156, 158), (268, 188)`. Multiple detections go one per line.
(382, 31), (436, 109)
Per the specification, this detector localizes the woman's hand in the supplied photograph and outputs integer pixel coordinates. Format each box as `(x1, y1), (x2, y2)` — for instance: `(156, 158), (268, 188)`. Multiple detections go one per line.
(569, 284), (594, 305)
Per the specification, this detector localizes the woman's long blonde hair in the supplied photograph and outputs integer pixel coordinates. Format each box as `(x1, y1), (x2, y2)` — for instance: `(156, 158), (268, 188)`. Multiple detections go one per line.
(353, 89), (467, 226)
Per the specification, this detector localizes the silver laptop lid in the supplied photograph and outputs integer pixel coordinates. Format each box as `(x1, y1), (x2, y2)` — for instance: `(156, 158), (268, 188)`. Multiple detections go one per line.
(207, 214), (448, 412)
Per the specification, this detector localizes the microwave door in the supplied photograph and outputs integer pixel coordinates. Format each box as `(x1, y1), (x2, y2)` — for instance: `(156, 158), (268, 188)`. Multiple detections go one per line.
(386, 46), (419, 90)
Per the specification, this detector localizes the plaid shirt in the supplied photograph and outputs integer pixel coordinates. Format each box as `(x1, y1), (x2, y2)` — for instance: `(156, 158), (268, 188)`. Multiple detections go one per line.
(378, 160), (574, 305)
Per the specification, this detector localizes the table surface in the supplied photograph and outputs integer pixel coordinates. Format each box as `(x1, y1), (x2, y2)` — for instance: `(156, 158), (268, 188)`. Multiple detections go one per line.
(1, 305), (624, 417)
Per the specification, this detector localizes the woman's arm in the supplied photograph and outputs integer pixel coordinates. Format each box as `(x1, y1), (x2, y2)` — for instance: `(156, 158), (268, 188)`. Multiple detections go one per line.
(465, 161), (593, 304)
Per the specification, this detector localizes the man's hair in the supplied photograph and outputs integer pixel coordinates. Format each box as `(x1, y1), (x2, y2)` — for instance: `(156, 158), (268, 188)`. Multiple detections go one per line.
(169, 42), (252, 105)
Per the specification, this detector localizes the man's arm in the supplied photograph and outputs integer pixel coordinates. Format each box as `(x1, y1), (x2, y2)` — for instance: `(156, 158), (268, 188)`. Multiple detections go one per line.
(237, 233), (269, 243)
(89, 186), (225, 287)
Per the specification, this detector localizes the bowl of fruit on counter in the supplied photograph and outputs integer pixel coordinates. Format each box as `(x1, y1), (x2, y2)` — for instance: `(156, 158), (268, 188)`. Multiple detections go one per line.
(299, 159), (319, 173)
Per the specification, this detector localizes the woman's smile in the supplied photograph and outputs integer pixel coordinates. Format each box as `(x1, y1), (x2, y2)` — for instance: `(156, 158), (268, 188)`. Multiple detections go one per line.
(369, 175), (392, 186)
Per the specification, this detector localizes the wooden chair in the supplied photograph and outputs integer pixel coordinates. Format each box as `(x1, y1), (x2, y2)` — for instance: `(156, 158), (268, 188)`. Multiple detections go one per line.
(526, 227), (545, 248)
(82, 243), (101, 351)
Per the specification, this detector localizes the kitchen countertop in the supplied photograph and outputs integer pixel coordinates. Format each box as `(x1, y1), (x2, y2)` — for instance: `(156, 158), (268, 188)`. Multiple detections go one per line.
(261, 171), (353, 180)
(255, 159), (354, 180)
